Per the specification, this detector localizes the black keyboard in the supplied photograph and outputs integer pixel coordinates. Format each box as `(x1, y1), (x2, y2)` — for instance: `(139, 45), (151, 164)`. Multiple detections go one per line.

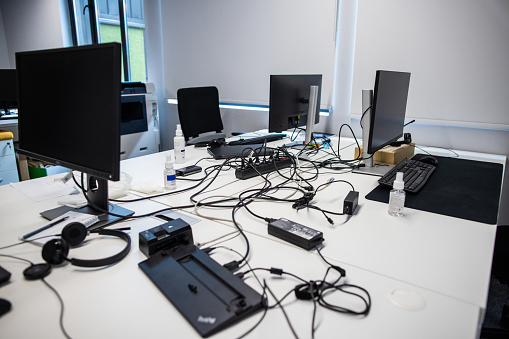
(228, 133), (285, 145)
(378, 158), (436, 193)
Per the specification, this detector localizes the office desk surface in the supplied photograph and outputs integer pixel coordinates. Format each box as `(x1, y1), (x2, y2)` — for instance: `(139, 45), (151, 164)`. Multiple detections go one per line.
(0, 135), (504, 338)
(0, 187), (482, 338)
(121, 137), (505, 310)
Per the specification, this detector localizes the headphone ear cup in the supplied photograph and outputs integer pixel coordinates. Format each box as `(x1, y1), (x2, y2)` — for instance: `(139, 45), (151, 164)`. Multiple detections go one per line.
(61, 222), (87, 247)
(42, 239), (69, 265)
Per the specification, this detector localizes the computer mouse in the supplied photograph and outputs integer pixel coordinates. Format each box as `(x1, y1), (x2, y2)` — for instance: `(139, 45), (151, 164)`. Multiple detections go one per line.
(418, 156), (438, 165)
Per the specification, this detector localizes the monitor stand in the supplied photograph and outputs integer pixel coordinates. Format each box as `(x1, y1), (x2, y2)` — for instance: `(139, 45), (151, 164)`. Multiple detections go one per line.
(353, 162), (394, 177)
(352, 88), (394, 177)
(304, 85), (320, 144)
(40, 175), (134, 230)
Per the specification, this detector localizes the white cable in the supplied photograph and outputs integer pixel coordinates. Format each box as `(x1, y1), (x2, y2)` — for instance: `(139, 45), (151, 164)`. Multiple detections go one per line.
(193, 195), (244, 248)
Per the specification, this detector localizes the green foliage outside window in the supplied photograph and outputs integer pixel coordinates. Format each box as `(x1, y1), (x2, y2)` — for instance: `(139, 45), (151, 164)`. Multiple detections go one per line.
(100, 24), (147, 82)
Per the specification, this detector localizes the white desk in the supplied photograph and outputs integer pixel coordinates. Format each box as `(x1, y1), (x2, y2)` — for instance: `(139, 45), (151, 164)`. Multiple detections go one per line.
(123, 136), (505, 310)
(0, 134), (505, 338)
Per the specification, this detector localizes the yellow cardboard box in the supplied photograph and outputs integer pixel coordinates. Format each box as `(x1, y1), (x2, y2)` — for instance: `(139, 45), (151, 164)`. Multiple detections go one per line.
(355, 143), (415, 165)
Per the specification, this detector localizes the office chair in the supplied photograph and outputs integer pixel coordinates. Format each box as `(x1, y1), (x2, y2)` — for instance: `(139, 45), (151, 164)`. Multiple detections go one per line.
(177, 86), (226, 146)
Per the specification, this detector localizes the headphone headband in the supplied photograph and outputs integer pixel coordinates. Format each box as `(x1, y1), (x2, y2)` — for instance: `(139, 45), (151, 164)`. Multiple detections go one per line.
(26, 228), (131, 280)
(68, 229), (131, 268)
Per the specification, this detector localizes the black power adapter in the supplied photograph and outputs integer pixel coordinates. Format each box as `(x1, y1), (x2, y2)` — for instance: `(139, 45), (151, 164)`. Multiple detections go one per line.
(268, 218), (324, 250)
(343, 191), (359, 215)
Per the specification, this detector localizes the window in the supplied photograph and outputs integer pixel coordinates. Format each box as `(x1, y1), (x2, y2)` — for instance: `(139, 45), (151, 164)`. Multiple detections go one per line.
(68, 0), (147, 82)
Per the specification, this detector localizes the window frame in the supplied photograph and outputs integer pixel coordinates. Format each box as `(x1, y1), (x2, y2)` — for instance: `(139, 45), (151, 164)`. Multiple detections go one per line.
(67, 0), (145, 82)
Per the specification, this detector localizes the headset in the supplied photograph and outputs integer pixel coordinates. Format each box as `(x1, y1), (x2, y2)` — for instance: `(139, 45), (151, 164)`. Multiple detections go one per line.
(23, 222), (131, 280)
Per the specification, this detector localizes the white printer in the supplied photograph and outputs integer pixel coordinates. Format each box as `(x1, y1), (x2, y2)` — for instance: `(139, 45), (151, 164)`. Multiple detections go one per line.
(120, 82), (160, 160)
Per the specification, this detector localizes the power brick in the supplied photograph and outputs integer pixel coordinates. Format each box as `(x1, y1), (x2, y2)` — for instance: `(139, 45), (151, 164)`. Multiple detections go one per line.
(343, 191), (359, 215)
(268, 218), (324, 250)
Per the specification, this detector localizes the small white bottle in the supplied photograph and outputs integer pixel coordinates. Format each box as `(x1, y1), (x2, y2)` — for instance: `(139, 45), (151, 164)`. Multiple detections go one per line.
(388, 172), (405, 217)
(174, 124), (185, 164)
(164, 155), (177, 190)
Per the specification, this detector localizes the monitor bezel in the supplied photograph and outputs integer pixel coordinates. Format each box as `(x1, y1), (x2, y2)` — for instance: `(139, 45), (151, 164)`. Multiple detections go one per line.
(16, 43), (122, 182)
(367, 70), (411, 155)
(268, 74), (322, 133)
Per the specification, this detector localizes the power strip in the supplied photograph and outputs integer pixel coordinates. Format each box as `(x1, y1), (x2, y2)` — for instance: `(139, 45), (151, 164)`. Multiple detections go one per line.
(235, 157), (293, 180)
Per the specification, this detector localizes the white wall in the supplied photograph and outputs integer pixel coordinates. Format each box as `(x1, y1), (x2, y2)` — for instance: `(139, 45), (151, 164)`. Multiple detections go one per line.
(345, 0), (509, 225)
(160, 0), (337, 107)
(143, 0), (169, 152)
(352, 0), (509, 130)
(0, 0), (64, 68)
(0, 6), (10, 68)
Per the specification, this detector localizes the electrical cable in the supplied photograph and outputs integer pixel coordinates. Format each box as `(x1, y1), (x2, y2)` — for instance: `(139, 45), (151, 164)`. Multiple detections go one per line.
(71, 158), (240, 223)
(231, 201), (251, 266)
(336, 123), (363, 162)
(192, 195), (245, 248)
(0, 254), (71, 338)
(237, 258), (371, 337)
(263, 280), (300, 339)
(41, 278), (71, 339)
(359, 105), (372, 129)
(295, 179), (356, 224)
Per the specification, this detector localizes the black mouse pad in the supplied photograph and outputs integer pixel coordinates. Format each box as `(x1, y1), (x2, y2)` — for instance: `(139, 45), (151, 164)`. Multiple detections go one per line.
(365, 154), (504, 224)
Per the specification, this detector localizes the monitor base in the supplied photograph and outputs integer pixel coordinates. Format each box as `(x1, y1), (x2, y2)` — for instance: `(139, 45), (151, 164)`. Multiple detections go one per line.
(352, 163), (394, 177)
(40, 203), (134, 231)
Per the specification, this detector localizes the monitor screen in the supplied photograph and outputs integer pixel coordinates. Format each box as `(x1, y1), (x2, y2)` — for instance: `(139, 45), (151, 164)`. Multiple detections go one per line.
(16, 43), (122, 181)
(0, 69), (17, 114)
(268, 74), (322, 133)
(367, 70), (411, 154)
(0, 69), (17, 101)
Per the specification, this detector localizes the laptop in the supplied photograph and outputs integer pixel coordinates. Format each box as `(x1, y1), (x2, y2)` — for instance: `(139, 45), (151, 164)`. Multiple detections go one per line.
(207, 144), (274, 160)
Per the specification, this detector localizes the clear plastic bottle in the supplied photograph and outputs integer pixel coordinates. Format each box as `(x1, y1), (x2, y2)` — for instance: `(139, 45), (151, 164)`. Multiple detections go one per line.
(174, 124), (186, 164)
(164, 155), (177, 190)
(388, 172), (405, 216)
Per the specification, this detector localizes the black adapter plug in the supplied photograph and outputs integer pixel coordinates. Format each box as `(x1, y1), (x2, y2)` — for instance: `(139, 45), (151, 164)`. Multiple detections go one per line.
(343, 191), (359, 215)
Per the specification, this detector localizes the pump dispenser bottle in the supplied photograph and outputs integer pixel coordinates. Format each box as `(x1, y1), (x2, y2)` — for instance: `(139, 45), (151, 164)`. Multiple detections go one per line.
(388, 172), (405, 216)
(174, 124), (185, 164)
(164, 155), (177, 190)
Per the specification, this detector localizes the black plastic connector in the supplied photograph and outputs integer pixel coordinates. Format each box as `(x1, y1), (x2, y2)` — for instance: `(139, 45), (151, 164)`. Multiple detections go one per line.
(224, 261), (240, 272)
(343, 191), (359, 215)
(270, 267), (284, 276)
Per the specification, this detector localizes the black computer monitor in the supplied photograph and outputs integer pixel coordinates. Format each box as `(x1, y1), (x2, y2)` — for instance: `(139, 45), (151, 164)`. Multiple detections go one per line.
(268, 74), (322, 142)
(354, 70), (411, 176)
(367, 70), (411, 154)
(0, 69), (17, 117)
(16, 43), (133, 225)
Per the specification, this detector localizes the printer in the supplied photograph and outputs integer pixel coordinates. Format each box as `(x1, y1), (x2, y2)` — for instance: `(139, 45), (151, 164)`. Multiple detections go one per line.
(120, 82), (161, 160)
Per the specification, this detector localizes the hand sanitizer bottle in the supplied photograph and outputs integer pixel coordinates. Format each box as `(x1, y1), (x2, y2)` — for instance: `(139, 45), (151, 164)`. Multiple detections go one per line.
(174, 124), (185, 164)
(164, 155), (177, 190)
(388, 172), (405, 216)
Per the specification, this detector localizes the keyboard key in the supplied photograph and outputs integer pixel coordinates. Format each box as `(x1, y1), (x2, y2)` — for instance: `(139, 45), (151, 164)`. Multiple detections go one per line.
(378, 158), (436, 193)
